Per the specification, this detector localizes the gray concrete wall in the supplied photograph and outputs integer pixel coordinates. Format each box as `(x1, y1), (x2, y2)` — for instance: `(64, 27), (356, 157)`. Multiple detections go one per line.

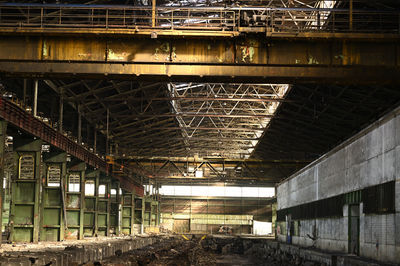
(276, 106), (400, 264)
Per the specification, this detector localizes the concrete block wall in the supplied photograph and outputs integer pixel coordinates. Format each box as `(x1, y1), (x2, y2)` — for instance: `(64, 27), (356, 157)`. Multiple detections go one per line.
(277, 107), (400, 264)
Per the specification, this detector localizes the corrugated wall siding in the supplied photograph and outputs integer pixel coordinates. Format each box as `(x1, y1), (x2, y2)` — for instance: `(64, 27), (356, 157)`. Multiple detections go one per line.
(160, 196), (273, 234)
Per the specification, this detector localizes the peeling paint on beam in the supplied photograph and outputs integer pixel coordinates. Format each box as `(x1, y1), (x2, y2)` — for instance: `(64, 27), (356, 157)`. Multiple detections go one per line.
(1, 62), (399, 84)
(0, 36), (399, 84)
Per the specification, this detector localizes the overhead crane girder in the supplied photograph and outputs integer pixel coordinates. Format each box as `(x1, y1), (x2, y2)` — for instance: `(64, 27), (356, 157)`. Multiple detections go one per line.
(0, 36), (398, 84)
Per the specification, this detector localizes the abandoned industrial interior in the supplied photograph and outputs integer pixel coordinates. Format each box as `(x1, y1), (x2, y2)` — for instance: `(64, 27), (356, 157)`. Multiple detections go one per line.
(0, 0), (399, 265)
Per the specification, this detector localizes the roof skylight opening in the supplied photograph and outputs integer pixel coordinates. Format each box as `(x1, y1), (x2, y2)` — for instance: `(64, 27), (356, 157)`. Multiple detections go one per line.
(168, 83), (290, 159)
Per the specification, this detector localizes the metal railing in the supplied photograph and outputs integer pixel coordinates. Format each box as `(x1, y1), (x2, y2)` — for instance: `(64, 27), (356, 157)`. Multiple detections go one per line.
(0, 5), (236, 30)
(251, 9), (400, 33)
(0, 4), (398, 33)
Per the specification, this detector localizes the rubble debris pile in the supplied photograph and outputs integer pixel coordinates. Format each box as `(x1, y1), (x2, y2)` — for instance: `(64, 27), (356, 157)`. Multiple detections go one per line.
(88, 236), (216, 266)
(86, 236), (327, 266)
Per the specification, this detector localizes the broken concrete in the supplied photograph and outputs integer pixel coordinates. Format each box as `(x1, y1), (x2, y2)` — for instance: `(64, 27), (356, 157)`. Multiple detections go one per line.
(0, 235), (395, 265)
(0, 236), (159, 266)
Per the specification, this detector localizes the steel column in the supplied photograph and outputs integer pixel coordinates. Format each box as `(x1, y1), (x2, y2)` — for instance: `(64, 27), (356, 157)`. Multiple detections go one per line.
(349, 0), (353, 31)
(59, 91), (63, 132)
(151, 0), (156, 28)
(77, 105), (82, 145)
(41, 152), (67, 241)
(10, 136), (42, 243)
(0, 120), (7, 245)
(33, 80), (38, 117)
(134, 196), (143, 234)
(84, 169), (99, 237)
(65, 162), (86, 240)
(109, 181), (121, 235)
(22, 79), (27, 104)
(98, 175), (111, 236)
(121, 190), (134, 235)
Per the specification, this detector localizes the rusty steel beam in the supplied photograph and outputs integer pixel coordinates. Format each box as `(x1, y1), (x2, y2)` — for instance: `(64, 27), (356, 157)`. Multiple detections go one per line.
(1, 62), (398, 84)
(114, 126), (265, 133)
(101, 97), (288, 102)
(0, 97), (143, 193)
(114, 113), (273, 118)
(126, 158), (310, 167)
(0, 27), (398, 40)
(0, 97), (107, 171)
(0, 36), (398, 84)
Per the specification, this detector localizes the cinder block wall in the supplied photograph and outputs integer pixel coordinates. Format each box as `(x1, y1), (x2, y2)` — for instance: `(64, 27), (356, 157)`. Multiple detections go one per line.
(276, 106), (400, 264)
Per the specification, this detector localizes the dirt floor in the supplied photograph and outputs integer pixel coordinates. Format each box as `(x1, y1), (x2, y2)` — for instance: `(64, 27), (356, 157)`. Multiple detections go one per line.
(85, 235), (323, 266)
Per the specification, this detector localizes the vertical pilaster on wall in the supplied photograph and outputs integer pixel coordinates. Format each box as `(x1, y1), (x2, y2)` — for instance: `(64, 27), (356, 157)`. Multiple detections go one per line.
(41, 151), (67, 241)
(157, 200), (161, 226)
(10, 136), (42, 243)
(143, 196), (160, 228)
(109, 181), (121, 236)
(0, 120), (7, 245)
(131, 193), (135, 234)
(84, 169), (99, 237)
(141, 197), (145, 234)
(150, 201), (155, 226)
(97, 175), (111, 236)
(155, 186), (161, 226)
(152, 201), (159, 226)
(144, 197), (151, 228)
(134, 196), (143, 234)
(121, 190), (134, 235)
(396, 180), (400, 262)
(66, 161), (86, 240)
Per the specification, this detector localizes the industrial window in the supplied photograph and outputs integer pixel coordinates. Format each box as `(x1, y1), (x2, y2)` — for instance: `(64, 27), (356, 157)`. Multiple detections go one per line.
(277, 221), (286, 235)
(110, 189), (117, 199)
(47, 165), (61, 187)
(99, 185), (107, 198)
(293, 221), (300, 236)
(68, 173), (80, 192)
(363, 181), (395, 214)
(277, 194), (344, 221)
(277, 208), (287, 222)
(18, 154), (35, 179)
(159, 185), (275, 198)
(277, 181), (396, 222)
(85, 179), (95, 196)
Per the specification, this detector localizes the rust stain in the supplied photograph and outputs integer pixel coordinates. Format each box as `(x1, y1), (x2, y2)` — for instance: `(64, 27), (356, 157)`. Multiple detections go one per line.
(154, 42), (170, 61)
(241, 46), (254, 62)
(77, 53), (92, 60)
(108, 49), (131, 61)
(307, 55), (319, 65)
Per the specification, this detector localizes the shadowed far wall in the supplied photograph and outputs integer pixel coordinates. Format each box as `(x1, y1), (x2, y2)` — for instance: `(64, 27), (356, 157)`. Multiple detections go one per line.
(160, 196), (274, 234)
(276, 105), (400, 264)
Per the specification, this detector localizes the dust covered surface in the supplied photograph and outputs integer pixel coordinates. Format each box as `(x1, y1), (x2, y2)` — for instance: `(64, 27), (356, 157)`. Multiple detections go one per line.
(85, 235), (217, 266)
(85, 235), (327, 266)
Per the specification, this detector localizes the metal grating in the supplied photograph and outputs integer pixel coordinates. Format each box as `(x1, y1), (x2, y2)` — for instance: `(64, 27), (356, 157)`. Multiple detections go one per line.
(19, 154), (35, 179)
